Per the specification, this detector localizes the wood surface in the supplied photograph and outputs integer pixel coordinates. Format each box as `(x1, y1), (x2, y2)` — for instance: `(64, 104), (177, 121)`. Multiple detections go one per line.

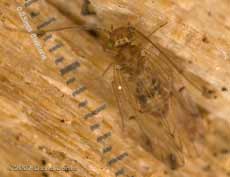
(0, 0), (229, 177)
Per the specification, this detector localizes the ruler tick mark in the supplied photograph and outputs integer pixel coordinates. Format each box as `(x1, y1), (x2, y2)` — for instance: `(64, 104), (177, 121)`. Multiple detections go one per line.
(103, 146), (112, 154)
(44, 34), (52, 42)
(72, 85), (86, 96)
(49, 43), (63, 52)
(37, 17), (56, 30)
(78, 100), (88, 108)
(60, 61), (80, 76)
(90, 123), (100, 131)
(55, 56), (64, 65)
(84, 103), (106, 120)
(30, 11), (40, 18)
(108, 152), (128, 166)
(115, 168), (125, 176)
(66, 77), (76, 85)
(97, 132), (111, 143)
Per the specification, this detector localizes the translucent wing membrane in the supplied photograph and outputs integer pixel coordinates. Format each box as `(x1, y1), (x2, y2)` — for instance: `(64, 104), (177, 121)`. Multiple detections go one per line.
(112, 65), (136, 129)
(112, 59), (186, 169)
(133, 27), (220, 99)
(143, 43), (204, 153)
(112, 65), (156, 153)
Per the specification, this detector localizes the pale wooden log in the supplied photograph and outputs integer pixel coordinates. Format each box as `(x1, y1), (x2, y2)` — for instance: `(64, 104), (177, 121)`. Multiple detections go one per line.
(0, 0), (229, 177)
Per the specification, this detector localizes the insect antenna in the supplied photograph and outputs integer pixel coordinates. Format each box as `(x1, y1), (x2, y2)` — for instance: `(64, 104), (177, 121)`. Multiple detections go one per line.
(1, 21), (64, 32)
(1, 20), (110, 36)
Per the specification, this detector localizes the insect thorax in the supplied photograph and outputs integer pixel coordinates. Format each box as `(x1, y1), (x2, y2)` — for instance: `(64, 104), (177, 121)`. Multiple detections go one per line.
(110, 27), (134, 45)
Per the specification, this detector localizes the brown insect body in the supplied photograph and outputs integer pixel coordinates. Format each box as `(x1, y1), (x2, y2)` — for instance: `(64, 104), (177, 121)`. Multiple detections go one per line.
(107, 25), (205, 169)
(109, 26), (172, 118)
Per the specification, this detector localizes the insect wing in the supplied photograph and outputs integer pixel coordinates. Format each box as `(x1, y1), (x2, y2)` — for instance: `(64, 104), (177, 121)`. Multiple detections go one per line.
(133, 27), (220, 99)
(112, 57), (185, 169)
(143, 41), (205, 158)
(112, 65), (136, 129)
(111, 65), (154, 150)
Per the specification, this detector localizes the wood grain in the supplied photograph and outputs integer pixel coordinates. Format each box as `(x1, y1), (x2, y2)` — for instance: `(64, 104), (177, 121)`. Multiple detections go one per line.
(0, 0), (229, 177)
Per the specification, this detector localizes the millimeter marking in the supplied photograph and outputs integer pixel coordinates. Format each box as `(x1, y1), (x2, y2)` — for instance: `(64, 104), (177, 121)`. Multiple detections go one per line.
(55, 56), (64, 65)
(103, 146), (112, 154)
(30, 11), (40, 18)
(44, 34), (52, 42)
(97, 132), (112, 142)
(84, 103), (106, 120)
(115, 168), (125, 176)
(72, 85), (86, 96)
(66, 77), (76, 85)
(90, 123), (100, 131)
(49, 43), (64, 52)
(37, 17), (56, 30)
(60, 61), (80, 76)
(78, 100), (88, 108)
(108, 152), (128, 166)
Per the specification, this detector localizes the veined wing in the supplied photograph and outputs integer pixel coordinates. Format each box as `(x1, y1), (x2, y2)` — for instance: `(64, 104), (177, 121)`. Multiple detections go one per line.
(111, 64), (156, 153)
(112, 64), (137, 129)
(112, 61), (186, 169)
(133, 27), (220, 99)
(142, 44), (206, 158)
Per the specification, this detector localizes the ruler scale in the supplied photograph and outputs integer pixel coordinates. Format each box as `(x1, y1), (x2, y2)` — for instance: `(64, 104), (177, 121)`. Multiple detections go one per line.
(13, 0), (137, 176)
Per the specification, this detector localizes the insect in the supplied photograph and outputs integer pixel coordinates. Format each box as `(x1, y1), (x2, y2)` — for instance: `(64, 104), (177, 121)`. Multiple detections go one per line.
(102, 23), (208, 169)
(2, 14), (219, 169)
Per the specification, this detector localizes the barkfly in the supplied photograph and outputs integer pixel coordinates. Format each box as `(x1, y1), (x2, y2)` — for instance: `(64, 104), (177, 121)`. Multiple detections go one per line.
(95, 22), (218, 169)
(2, 17), (217, 169)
